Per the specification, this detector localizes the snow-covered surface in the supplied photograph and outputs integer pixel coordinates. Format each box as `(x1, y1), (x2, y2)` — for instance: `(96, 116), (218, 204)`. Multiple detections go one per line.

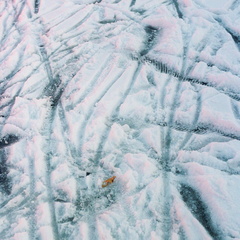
(1, 0), (240, 239)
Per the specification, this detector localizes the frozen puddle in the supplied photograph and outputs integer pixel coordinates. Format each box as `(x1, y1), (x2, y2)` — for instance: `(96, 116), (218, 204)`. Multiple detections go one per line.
(1, 0), (240, 239)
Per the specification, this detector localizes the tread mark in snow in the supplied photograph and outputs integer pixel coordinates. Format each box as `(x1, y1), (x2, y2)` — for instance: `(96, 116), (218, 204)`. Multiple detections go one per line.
(93, 62), (142, 165)
(214, 17), (240, 52)
(87, 63), (142, 239)
(130, 0), (136, 7)
(155, 119), (240, 142)
(230, 0), (240, 10)
(172, 0), (183, 19)
(140, 26), (159, 57)
(0, 135), (20, 149)
(1, 1), (240, 239)
(0, 1), (26, 48)
(0, 150), (12, 195)
(64, 8), (95, 35)
(45, 7), (85, 33)
(224, 27), (240, 51)
(146, 56), (240, 102)
(179, 184), (223, 240)
(34, 0), (40, 14)
(160, 28), (191, 239)
(178, 88), (202, 150)
(231, 100), (240, 120)
(75, 65), (126, 215)
(27, 156), (38, 240)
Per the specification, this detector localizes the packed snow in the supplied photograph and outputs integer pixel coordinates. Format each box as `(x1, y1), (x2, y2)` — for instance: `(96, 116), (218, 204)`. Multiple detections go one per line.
(1, 0), (240, 239)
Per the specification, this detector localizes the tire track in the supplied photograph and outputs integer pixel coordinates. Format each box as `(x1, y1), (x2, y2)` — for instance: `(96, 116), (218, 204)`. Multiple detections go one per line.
(0, 0), (26, 48)
(0, 45), (26, 84)
(45, 6), (86, 33)
(158, 72), (174, 239)
(37, 42), (55, 89)
(34, 0), (40, 14)
(174, 29), (210, 152)
(178, 85), (202, 151)
(172, 0), (183, 19)
(161, 40), (189, 168)
(0, 135), (20, 149)
(86, 62), (142, 240)
(92, 62), (142, 166)
(155, 118), (240, 142)
(56, 52), (125, 235)
(179, 184), (223, 239)
(2, 1), (240, 239)
(77, 65), (126, 158)
(63, 7), (95, 36)
(214, 17), (240, 53)
(145, 55), (240, 102)
(33, 19), (127, 238)
(30, 8), (64, 240)
(73, 59), (131, 190)
(58, 102), (79, 163)
(230, 0), (240, 10)
(74, 57), (125, 208)
(27, 156), (38, 240)
(0, 1), (27, 77)
(158, 21), (192, 239)
(66, 52), (114, 112)
(60, 19), (133, 48)
(231, 99), (240, 120)
(40, 105), (60, 240)
(0, 150), (11, 195)
(0, 36), (22, 64)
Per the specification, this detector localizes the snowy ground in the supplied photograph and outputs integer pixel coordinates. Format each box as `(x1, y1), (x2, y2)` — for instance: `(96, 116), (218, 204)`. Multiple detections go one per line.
(1, 0), (240, 239)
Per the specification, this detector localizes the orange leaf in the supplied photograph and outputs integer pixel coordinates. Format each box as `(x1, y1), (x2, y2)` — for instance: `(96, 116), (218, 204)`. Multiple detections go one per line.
(102, 176), (116, 188)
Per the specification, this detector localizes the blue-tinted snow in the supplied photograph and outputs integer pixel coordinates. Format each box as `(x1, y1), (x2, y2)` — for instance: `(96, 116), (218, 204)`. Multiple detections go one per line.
(0, 0), (240, 239)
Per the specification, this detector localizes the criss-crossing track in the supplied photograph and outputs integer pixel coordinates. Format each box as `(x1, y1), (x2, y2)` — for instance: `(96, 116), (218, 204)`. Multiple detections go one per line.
(1, 0), (240, 239)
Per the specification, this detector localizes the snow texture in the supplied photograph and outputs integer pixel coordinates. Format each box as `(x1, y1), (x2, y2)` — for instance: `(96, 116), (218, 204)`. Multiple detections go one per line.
(1, 0), (240, 239)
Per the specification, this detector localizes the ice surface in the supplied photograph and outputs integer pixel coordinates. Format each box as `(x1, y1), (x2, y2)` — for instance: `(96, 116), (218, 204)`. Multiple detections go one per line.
(1, 0), (240, 239)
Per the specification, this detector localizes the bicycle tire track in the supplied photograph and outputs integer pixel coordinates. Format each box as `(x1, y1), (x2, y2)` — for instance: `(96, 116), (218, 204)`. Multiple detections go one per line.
(74, 60), (126, 216)
(87, 62), (142, 240)
(34, 0), (40, 14)
(145, 56), (240, 102)
(27, 156), (38, 240)
(66, 53), (114, 112)
(178, 85), (202, 151)
(76, 68), (126, 166)
(1, 1), (240, 239)
(40, 105), (60, 240)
